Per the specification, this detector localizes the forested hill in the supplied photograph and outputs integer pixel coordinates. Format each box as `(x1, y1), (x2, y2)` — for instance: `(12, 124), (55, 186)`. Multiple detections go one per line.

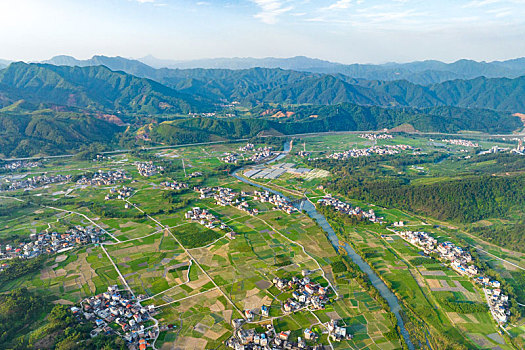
(0, 61), (524, 158)
(0, 62), (212, 114)
(48, 54), (525, 84)
(0, 109), (123, 158)
(3, 62), (525, 113)
(125, 66), (525, 113)
(149, 103), (521, 146)
(26, 59), (525, 113)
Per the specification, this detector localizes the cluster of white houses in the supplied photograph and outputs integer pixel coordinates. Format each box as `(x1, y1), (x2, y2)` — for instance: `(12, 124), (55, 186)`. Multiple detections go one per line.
(253, 190), (297, 214)
(185, 207), (236, 239)
(397, 230), (509, 323)
(0, 225), (103, 262)
(297, 151), (311, 158)
(5, 173), (71, 191)
(359, 133), (393, 140)
(3, 160), (41, 171)
(249, 147), (275, 163)
(195, 186), (259, 216)
(317, 195), (382, 224)
(327, 144), (413, 160)
(227, 322), (325, 350)
(194, 186), (297, 216)
(79, 286), (156, 349)
(273, 274), (330, 313)
(135, 161), (163, 177)
(77, 170), (130, 186)
(160, 181), (188, 190)
(441, 139), (479, 147)
(222, 153), (239, 164)
(105, 186), (133, 200)
(239, 143), (255, 152)
(228, 316), (350, 349)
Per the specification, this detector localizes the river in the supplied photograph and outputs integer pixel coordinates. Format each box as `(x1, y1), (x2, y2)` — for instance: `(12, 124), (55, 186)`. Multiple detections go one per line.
(231, 140), (415, 349)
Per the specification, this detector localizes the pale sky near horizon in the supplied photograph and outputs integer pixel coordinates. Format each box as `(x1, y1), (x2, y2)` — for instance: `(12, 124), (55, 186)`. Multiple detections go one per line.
(1, 0), (525, 64)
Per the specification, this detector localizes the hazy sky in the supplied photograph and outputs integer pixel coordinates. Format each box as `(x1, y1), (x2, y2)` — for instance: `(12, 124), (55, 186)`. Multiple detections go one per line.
(1, 0), (525, 64)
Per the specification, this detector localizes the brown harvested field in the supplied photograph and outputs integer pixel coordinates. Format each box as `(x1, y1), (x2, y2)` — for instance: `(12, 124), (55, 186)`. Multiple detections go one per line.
(166, 336), (207, 350)
(325, 311), (340, 320)
(194, 323), (209, 334)
(430, 279), (468, 292)
(255, 280), (272, 289)
(426, 279), (442, 289)
(464, 313), (480, 323)
(210, 299), (226, 313)
(242, 294), (271, 310)
(204, 327), (228, 341)
(447, 312), (468, 323)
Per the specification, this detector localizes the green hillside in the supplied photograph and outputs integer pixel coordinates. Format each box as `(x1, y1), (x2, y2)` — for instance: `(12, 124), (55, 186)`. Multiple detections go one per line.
(0, 109), (123, 158)
(149, 103), (521, 146)
(0, 63), (212, 114)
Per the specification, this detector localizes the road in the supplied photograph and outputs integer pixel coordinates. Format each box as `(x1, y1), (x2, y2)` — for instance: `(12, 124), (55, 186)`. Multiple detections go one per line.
(3, 129), (523, 162)
(473, 246), (525, 271)
(123, 198), (246, 319)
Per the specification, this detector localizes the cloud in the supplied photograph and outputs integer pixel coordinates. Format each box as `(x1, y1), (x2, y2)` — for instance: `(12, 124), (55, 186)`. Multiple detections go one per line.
(135, 0), (156, 3)
(463, 0), (502, 7)
(324, 0), (352, 10)
(252, 0), (293, 24)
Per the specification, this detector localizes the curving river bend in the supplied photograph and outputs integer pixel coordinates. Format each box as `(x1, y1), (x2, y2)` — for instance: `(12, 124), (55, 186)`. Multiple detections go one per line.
(231, 140), (414, 350)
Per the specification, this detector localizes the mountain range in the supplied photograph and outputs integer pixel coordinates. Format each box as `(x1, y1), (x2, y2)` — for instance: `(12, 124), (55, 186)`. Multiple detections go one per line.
(0, 62), (211, 114)
(0, 57), (524, 158)
(43, 54), (525, 85)
(33, 55), (525, 113)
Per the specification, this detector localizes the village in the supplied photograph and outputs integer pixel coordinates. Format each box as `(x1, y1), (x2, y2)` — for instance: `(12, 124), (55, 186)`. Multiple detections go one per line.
(228, 313), (350, 350)
(77, 169), (130, 186)
(359, 133), (394, 141)
(78, 285), (157, 350)
(3, 173), (71, 191)
(441, 139), (480, 147)
(194, 185), (297, 215)
(249, 146), (275, 163)
(222, 153), (239, 164)
(160, 180), (188, 190)
(326, 144), (413, 160)
(317, 195), (383, 224)
(135, 161), (164, 177)
(227, 323), (326, 350)
(0, 225), (104, 263)
(219, 144), (277, 165)
(272, 273), (331, 313)
(2, 160), (41, 171)
(253, 190), (297, 215)
(105, 186), (134, 200)
(185, 206), (237, 239)
(222, 273), (352, 349)
(396, 229), (510, 324)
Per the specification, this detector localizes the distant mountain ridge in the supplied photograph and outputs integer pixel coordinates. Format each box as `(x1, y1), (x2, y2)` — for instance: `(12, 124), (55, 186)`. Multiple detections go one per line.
(0, 60), (523, 158)
(134, 55), (525, 85)
(42, 54), (525, 85)
(0, 62), (211, 114)
(3, 60), (525, 113)
(0, 59), (10, 69)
